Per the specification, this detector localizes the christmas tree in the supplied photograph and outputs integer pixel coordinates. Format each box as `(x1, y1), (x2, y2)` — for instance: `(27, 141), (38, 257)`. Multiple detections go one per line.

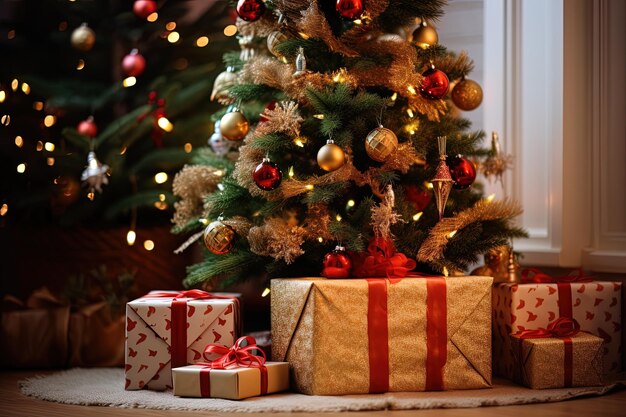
(0, 1), (235, 229)
(172, 0), (527, 289)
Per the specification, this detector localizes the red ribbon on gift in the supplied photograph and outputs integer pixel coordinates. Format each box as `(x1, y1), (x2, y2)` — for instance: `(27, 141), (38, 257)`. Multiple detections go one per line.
(366, 276), (447, 393)
(143, 290), (241, 369)
(353, 238), (417, 279)
(197, 336), (268, 396)
(514, 318), (580, 387)
(521, 268), (594, 284)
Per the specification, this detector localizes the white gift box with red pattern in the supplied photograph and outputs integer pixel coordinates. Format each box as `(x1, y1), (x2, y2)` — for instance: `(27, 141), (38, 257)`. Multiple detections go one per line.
(493, 279), (622, 378)
(125, 290), (240, 390)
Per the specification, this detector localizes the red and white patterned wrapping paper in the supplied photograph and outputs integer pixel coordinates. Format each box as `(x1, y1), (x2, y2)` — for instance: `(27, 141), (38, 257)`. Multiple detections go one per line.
(125, 291), (238, 390)
(493, 281), (622, 378)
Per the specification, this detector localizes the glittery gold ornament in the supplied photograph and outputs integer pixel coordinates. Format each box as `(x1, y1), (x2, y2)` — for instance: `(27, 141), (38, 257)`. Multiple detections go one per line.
(267, 30), (289, 59)
(71, 23), (96, 52)
(451, 78), (483, 111)
(365, 126), (398, 162)
(317, 139), (345, 171)
(411, 21), (438, 49)
(431, 136), (453, 220)
(203, 220), (235, 255)
(211, 67), (238, 102)
(219, 110), (249, 141)
(471, 244), (519, 283)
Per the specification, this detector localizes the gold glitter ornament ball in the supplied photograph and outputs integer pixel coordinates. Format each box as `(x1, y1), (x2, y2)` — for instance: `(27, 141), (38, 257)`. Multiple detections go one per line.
(317, 140), (345, 171)
(203, 220), (235, 255)
(411, 22), (438, 49)
(71, 23), (96, 52)
(365, 127), (398, 162)
(451, 78), (483, 111)
(219, 110), (249, 141)
(211, 67), (238, 102)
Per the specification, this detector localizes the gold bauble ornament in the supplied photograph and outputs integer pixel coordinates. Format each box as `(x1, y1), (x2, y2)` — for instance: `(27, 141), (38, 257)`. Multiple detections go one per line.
(219, 110), (249, 141)
(317, 139), (346, 171)
(411, 22), (438, 49)
(365, 126), (398, 162)
(470, 244), (519, 284)
(203, 220), (235, 255)
(267, 30), (289, 59)
(71, 23), (96, 52)
(211, 67), (238, 102)
(451, 78), (483, 111)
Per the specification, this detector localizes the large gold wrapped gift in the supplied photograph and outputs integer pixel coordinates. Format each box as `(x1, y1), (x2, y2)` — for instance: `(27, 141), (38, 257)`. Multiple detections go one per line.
(271, 276), (493, 395)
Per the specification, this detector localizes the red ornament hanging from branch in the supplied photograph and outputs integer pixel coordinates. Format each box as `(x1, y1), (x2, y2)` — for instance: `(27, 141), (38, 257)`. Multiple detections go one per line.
(448, 155), (477, 190)
(253, 158), (282, 191)
(321, 245), (352, 279)
(122, 49), (146, 77)
(419, 65), (449, 100)
(236, 0), (265, 22)
(336, 0), (364, 20)
(133, 0), (157, 19)
(77, 116), (98, 138)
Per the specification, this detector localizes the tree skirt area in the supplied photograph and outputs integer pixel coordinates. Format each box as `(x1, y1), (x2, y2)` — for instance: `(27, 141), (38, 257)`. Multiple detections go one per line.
(19, 368), (624, 413)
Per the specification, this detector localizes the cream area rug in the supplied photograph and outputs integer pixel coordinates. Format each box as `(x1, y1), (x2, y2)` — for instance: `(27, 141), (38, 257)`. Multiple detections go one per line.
(19, 368), (624, 413)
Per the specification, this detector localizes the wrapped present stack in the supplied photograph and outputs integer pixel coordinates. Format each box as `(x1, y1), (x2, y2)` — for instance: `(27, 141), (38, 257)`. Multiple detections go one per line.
(125, 290), (240, 390)
(493, 268), (622, 383)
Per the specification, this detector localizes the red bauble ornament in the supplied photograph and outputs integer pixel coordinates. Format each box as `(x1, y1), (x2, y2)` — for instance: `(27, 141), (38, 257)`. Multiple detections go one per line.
(448, 154), (477, 189)
(133, 0), (157, 19)
(336, 0), (364, 19)
(419, 67), (449, 100)
(236, 0), (265, 22)
(77, 116), (98, 138)
(404, 184), (432, 212)
(253, 158), (282, 191)
(258, 100), (277, 123)
(321, 246), (352, 279)
(122, 49), (146, 77)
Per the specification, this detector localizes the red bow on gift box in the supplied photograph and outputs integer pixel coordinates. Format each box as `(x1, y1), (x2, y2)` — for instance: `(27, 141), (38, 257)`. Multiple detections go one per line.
(200, 336), (266, 369)
(514, 317), (581, 339)
(521, 268), (594, 284)
(352, 238), (417, 279)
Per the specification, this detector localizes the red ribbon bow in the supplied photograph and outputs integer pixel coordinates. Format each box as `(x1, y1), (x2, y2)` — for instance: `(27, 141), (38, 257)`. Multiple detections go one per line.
(514, 317), (581, 339)
(144, 289), (235, 301)
(199, 336), (266, 369)
(521, 268), (594, 284)
(353, 238), (417, 279)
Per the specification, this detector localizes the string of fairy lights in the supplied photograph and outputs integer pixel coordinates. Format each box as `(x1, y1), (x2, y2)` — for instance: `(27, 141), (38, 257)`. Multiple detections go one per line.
(1, 0), (242, 250)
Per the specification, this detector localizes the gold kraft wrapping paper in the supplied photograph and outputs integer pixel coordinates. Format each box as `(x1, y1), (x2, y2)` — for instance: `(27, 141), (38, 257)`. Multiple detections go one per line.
(172, 362), (290, 400)
(511, 333), (604, 389)
(271, 276), (493, 395)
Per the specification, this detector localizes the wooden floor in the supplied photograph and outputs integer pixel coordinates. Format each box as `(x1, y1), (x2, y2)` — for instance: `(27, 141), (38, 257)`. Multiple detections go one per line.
(1, 371), (625, 417)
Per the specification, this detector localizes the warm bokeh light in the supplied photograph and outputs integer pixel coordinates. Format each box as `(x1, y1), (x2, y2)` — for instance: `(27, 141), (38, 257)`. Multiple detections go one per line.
(11, 79), (18, 91)
(167, 31), (180, 43)
(412, 212), (423, 221)
(44, 142), (55, 152)
(147, 12), (158, 22)
(196, 36), (209, 47)
(21, 82), (30, 94)
(76, 59), (85, 70)
(33, 101), (44, 110)
(407, 85), (416, 95)
(0, 204), (7, 216)
(7, 30), (15, 39)
(288, 166), (294, 178)
(223, 25), (237, 36)
(184, 143), (192, 153)
(127, 230), (136, 246)
(486, 193), (496, 202)
(1, 114), (10, 126)
(261, 288), (271, 297)
(448, 230), (457, 238)
(144, 240), (155, 251)
(336, 214), (342, 222)
(36, 141), (43, 151)
(44, 115), (56, 127)
(154, 172), (168, 184)
(14, 136), (23, 147)
(157, 116), (173, 131)
(165, 21), (176, 31)
(0, 90), (5, 103)
(17, 163), (26, 173)
(47, 157), (55, 166)
(123, 76), (137, 87)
